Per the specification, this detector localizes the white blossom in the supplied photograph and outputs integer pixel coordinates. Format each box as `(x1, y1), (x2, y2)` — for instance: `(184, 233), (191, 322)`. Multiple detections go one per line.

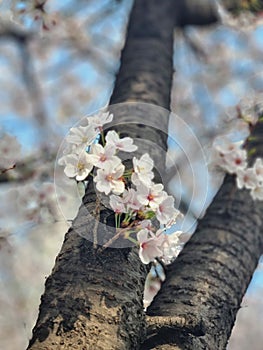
(236, 168), (258, 189)
(109, 194), (126, 213)
(15, 182), (63, 223)
(213, 136), (244, 154)
(66, 125), (98, 149)
(136, 183), (166, 209)
(161, 231), (182, 264)
(132, 153), (154, 186)
(251, 184), (263, 201)
(62, 152), (94, 181)
(94, 162), (125, 195)
(138, 220), (153, 231)
(223, 149), (247, 173)
(137, 229), (164, 264)
(253, 158), (263, 181)
(87, 111), (113, 131)
(122, 188), (142, 211)
(210, 136), (246, 173)
(105, 130), (137, 152)
(156, 196), (180, 225)
(87, 143), (121, 169)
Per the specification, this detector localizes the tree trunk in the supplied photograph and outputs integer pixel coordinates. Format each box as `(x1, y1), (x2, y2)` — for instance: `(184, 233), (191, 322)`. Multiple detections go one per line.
(27, 1), (175, 349)
(141, 119), (263, 350)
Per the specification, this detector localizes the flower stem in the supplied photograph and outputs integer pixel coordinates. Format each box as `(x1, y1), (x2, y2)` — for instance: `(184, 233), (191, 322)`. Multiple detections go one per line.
(101, 130), (106, 146)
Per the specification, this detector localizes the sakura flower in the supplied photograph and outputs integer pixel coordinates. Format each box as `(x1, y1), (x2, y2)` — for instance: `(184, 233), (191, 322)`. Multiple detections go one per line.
(122, 188), (142, 211)
(87, 144), (121, 169)
(137, 229), (165, 264)
(213, 136), (244, 154)
(137, 183), (166, 209)
(239, 97), (259, 125)
(251, 184), (263, 201)
(165, 215), (182, 228)
(236, 168), (258, 190)
(132, 153), (154, 186)
(94, 162), (125, 195)
(105, 130), (138, 152)
(156, 196), (180, 225)
(161, 231), (182, 264)
(87, 111), (113, 131)
(62, 152), (94, 181)
(220, 149), (247, 174)
(138, 220), (153, 231)
(66, 125), (98, 149)
(62, 142), (83, 156)
(143, 273), (162, 309)
(253, 158), (263, 181)
(109, 194), (126, 213)
(210, 135), (248, 174)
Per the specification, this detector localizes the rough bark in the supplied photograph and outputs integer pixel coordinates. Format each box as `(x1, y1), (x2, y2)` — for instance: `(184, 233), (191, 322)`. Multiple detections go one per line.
(27, 1), (175, 349)
(141, 117), (263, 350)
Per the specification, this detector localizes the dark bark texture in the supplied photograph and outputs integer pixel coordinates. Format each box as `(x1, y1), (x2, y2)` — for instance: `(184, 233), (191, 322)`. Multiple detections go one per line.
(27, 1), (175, 349)
(141, 126), (263, 350)
(142, 179), (263, 349)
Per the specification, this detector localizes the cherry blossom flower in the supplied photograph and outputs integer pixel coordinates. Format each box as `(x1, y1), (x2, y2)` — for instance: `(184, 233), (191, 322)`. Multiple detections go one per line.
(161, 231), (182, 264)
(105, 130), (138, 152)
(62, 152), (94, 181)
(87, 144), (121, 169)
(132, 153), (154, 186)
(210, 136), (246, 172)
(236, 168), (258, 189)
(94, 162), (125, 195)
(109, 195), (126, 213)
(136, 183), (166, 209)
(14, 182), (63, 223)
(213, 136), (244, 155)
(251, 184), (263, 201)
(253, 158), (263, 181)
(66, 125), (98, 149)
(138, 220), (153, 231)
(223, 149), (247, 173)
(143, 273), (162, 309)
(56, 112), (188, 262)
(122, 188), (142, 211)
(87, 111), (113, 131)
(156, 196), (181, 225)
(137, 229), (165, 264)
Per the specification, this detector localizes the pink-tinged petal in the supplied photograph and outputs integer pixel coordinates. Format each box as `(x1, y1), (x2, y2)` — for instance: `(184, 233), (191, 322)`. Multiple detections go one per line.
(64, 164), (77, 178)
(112, 180), (125, 195)
(137, 229), (149, 243)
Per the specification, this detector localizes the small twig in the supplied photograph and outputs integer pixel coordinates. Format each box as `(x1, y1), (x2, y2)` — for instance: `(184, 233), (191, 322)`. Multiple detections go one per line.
(1, 164), (16, 174)
(98, 223), (137, 253)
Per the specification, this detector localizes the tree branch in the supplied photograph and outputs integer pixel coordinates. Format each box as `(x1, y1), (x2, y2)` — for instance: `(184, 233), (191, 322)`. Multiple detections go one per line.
(27, 1), (176, 349)
(142, 173), (263, 349)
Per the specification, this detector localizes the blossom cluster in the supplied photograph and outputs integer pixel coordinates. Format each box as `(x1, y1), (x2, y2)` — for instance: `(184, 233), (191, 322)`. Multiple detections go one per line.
(58, 111), (183, 265)
(13, 182), (65, 224)
(211, 108), (263, 200)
